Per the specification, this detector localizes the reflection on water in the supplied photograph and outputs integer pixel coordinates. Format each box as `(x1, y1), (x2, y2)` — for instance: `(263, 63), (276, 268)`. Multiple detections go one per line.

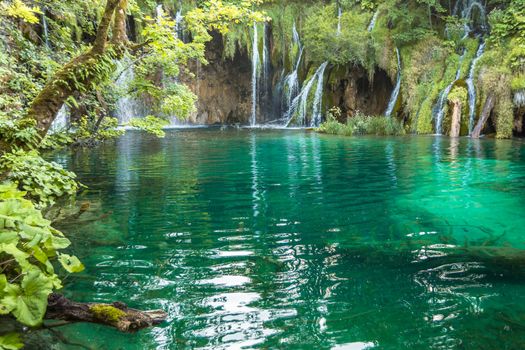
(49, 130), (525, 349)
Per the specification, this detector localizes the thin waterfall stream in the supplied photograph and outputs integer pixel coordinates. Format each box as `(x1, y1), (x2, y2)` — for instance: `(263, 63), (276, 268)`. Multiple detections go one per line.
(385, 48), (401, 117)
(467, 41), (486, 135)
(251, 23), (260, 127)
(433, 50), (466, 135)
(368, 10), (379, 32)
(286, 62), (329, 127)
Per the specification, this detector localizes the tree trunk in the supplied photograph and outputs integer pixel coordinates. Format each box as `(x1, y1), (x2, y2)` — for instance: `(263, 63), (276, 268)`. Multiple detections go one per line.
(45, 294), (167, 332)
(26, 0), (125, 138)
(449, 100), (462, 137)
(471, 94), (495, 138)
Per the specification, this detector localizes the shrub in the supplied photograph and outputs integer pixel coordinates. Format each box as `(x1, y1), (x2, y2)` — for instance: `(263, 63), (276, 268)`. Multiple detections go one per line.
(319, 110), (405, 136)
(0, 149), (80, 209)
(0, 182), (84, 328)
(128, 116), (170, 137)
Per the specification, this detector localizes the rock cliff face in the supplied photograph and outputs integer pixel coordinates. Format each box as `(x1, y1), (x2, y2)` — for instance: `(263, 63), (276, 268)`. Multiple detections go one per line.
(182, 32), (253, 124)
(326, 67), (394, 119)
(182, 32), (394, 125)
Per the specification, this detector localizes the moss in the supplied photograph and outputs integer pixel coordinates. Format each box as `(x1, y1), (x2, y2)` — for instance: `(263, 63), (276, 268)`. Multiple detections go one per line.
(90, 305), (127, 323)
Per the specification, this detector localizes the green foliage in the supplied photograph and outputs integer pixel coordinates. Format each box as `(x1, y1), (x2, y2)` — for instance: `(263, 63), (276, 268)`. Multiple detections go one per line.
(0, 333), (23, 350)
(0, 117), (40, 148)
(2, 0), (41, 24)
(488, 0), (525, 48)
(511, 74), (525, 91)
(0, 182), (84, 327)
(160, 84), (197, 119)
(0, 150), (80, 208)
(39, 132), (74, 151)
(128, 116), (169, 137)
(303, 4), (369, 66)
(448, 86), (467, 104)
(72, 116), (124, 144)
(319, 109), (405, 136)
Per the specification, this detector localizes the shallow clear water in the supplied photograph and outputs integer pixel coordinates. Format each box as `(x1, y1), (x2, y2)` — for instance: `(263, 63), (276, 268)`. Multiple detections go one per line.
(49, 130), (525, 349)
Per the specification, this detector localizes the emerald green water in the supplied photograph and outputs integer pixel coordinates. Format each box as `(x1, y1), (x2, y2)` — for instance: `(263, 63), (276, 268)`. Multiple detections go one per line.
(49, 130), (525, 349)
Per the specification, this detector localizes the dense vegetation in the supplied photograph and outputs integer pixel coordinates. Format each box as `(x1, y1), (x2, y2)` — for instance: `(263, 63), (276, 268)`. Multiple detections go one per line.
(0, 0), (524, 348)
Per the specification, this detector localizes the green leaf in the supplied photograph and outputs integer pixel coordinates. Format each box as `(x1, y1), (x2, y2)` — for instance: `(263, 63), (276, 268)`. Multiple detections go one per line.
(0, 244), (31, 270)
(0, 333), (23, 350)
(4, 271), (53, 327)
(0, 232), (18, 245)
(58, 253), (85, 273)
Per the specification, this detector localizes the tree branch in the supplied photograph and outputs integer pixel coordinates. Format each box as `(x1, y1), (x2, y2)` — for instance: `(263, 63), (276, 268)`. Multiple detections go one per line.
(45, 294), (167, 332)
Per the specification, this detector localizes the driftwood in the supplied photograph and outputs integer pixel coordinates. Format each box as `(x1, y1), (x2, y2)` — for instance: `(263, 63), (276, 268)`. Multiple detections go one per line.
(449, 100), (462, 137)
(471, 94), (495, 138)
(45, 294), (167, 332)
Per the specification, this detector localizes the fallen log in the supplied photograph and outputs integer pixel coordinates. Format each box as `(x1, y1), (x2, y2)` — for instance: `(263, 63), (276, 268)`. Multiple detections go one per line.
(471, 93), (495, 138)
(45, 294), (167, 332)
(449, 100), (462, 137)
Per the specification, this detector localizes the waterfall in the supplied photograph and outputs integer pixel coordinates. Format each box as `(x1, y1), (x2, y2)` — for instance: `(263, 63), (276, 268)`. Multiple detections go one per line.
(114, 58), (143, 125)
(281, 24), (304, 119)
(311, 63), (329, 127)
(368, 10), (379, 32)
(337, 6), (342, 36)
(433, 51), (466, 135)
(463, 1), (487, 36)
(175, 8), (184, 39)
(262, 23), (271, 93)
(41, 13), (50, 49)
(50, 105), (69, 133)
(514, 90), (525, 107)
(454, 0), (487, 38)
(467, 41), (485, 135)
(286, 62), (329, 127)
(385, 48), (401, 117)
(251, 23), (260, 126)
(156, 4), (163, 23)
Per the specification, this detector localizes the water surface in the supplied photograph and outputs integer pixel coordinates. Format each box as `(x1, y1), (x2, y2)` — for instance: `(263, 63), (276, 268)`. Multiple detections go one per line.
(50, 130), (525, 349)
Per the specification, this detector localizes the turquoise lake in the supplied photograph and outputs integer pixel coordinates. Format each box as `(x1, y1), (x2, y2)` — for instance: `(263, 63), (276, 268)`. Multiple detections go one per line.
(47, 129), (525, 349)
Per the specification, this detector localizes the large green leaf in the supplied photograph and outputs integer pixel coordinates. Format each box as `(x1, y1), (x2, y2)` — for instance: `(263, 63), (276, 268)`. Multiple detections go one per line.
(3, 271), (53, 326)
(0, 244), (30, 270)
(58, 253), (85, 273)
(0, 232), (18, 245)
(0, 333), (23, 350)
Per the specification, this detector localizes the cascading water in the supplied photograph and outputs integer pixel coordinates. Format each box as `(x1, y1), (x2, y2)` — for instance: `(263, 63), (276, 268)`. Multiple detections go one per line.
(262, 23), (271, 94)
(156, 4), (163, 23)
(453, 0), (487, 38)
(467, 41), (485, 135)
(114, 58), (143, 125)
(251, 23), (260, 126)
(311, 63), (329, 127)
(385, 48), (401, 117)
(337, 6), (342, 36)
(286, 62), (329, 127)
(175, 8), (184, 39)
(368, 10), (379, 32)
(514, 90), (525, 108)
(433, 50), (466, 135)
(50, 105), (69, 133)
(281, 24), (304, 120)
(41, 13), (50, 49)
